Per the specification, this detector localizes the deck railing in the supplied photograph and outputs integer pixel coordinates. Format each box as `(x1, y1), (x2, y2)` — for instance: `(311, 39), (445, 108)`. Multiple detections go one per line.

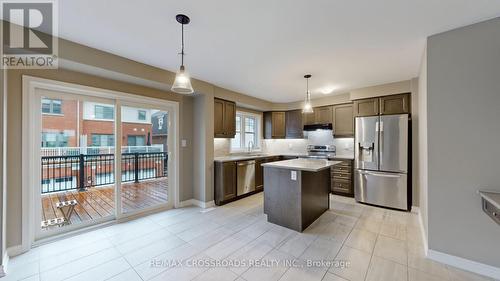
(41, 152), (168, 194)
(41, 145), (164, 157)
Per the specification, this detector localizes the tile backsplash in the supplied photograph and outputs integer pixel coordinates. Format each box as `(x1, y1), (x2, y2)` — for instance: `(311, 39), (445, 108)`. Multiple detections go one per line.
(214, 137), (354, 157)
(214, 138), (231, 157)
(334, 137), (355, 156)
(262, 139), (308, 154)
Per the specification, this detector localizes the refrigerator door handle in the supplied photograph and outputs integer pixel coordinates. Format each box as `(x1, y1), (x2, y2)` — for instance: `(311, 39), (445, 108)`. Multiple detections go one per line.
(380, 123), (384, 161)
(358, 171), (402, 178)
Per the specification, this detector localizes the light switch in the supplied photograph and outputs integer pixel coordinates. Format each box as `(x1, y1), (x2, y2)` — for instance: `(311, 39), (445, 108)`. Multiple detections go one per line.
(291, 171), (297, 181)
(181, 139), (187, 147)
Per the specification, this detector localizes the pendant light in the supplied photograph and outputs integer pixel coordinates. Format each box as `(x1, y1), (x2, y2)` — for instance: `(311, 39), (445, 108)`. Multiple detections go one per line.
(171, 14), (194, 94)
(302, 74), (313, 113)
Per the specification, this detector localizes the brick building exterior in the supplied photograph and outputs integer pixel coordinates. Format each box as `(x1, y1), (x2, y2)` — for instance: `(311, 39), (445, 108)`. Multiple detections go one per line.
(41, 99), (153, 148)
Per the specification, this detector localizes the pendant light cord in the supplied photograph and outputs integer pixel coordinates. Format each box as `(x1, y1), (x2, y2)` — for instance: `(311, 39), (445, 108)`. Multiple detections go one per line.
(181, 23), (185, 67)
(306, 77), (310, 100)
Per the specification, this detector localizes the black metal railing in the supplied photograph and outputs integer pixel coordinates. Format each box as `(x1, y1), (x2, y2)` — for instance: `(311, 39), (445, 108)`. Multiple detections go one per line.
(41, 152), (168, 194)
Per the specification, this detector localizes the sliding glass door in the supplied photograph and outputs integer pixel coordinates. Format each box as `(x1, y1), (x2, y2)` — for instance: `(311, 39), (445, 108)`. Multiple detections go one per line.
(39, 93), (116, 234)
(119, 104), (170, 214)
(33, 88), (174, 239)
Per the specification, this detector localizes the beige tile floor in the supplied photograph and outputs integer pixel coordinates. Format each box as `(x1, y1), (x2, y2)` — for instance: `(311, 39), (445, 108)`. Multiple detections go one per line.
(5, 193), (497, 281)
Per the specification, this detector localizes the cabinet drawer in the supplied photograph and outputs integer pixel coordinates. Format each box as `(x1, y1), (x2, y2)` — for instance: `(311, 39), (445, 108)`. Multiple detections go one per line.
(333, 166), (351, 173)
(331, 180), (352, 194)
(332, 171), (351, 180)
(483, 199), (500, 225)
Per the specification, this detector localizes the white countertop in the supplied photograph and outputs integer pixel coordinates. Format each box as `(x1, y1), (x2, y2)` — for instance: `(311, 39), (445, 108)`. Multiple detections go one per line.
(261, 158), (341, 172)
(479, 190), (500, 209)
(214, 153), (353, 162)
(214, 153), (308, 162)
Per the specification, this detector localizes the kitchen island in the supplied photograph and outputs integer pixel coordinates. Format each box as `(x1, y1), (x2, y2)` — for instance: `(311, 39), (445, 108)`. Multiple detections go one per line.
(262, 158), (341, 232)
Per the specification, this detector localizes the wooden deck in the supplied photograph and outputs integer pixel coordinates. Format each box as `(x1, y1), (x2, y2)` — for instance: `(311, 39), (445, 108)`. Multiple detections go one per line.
(41, 178), (168, 230)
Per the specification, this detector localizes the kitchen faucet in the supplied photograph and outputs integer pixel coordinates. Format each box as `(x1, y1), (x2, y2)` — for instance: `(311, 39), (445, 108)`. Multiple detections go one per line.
(247, 140), (255, 153)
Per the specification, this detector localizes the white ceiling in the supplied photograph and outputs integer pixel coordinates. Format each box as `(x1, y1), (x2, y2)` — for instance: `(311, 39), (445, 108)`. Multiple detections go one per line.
(58, 0), (500, 102)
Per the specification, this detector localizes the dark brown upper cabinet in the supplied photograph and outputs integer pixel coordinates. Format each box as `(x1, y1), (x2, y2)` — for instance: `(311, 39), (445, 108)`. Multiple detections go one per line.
(315, 106), (333, 124)
(285, 110), (303, 139)
(264, 111), (286, 139)
(353, 98), (380, 117)
(332, 103), (354, 137)
(214, 98), (236, 138)
(379, 93), (410, 115)
(353, 93), (411, 117)
(302, 111), (316, 126)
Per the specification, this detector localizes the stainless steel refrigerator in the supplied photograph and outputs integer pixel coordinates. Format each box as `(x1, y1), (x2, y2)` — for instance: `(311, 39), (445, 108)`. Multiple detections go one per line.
(354, 114), (410, 210)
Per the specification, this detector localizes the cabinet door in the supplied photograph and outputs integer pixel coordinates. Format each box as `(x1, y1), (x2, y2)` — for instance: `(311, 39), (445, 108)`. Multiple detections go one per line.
(333, 103), (354, 137)
(331, 179), (352, 194)
(272, 112), (286, 138)
(285, 110), (303, 139)
(222, 162), (237, 201)
(353, 98), (379, 117)
(214, 99), (225, 137)
(255, 159), (264, 190)
(302, 111), (316, 125)
(223, 101), (236, 138)
(315, 106), (333, 124)
(380, 93), (410, 115)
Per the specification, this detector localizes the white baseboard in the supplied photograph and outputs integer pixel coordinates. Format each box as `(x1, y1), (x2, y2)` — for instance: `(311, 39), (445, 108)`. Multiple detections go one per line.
(5, 245), (23, 258)
(427, 249), (500, 279)
(415, 207), (500, 279)
(179, 199), (215, 209)
(0, 252), (8, 277)
(1, 245), (24, 278)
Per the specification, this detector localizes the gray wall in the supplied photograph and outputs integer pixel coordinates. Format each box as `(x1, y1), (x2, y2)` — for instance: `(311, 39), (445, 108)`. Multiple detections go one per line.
(193, 93), (215, 203)
(427, 17), (500, 267)
(0, 68), (5, 268)
(179, 96), (194, 201)
(418, 47), (428, 241)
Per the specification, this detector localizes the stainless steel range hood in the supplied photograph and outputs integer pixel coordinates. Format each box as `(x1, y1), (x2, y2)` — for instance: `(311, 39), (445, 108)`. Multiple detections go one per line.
(303, 123), (333, 131)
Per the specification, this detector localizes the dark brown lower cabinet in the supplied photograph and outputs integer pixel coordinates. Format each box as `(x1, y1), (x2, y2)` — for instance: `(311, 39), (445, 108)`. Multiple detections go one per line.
(216, 156), (283, 206)
(255, 158), (265, 191)
(331, 160), (354, 197)
(214, 161), (237, 205)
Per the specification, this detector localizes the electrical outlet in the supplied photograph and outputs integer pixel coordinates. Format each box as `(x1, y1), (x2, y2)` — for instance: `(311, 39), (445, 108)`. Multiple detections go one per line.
(291, 171), (297, 181)
(181, 139), (187, 147)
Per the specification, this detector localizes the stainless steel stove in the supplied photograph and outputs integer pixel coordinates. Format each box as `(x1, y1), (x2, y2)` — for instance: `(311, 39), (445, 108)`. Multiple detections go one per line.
(303, 145), (336, 159)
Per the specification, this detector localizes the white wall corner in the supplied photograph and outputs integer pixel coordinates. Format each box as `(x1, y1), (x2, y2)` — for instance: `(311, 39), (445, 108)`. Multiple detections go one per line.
(427, 249), (500, 280)
(417, 207), (428, 255)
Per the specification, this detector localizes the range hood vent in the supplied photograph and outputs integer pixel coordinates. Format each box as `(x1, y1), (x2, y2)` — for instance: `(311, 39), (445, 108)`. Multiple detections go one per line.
(303, 123), (333, 131)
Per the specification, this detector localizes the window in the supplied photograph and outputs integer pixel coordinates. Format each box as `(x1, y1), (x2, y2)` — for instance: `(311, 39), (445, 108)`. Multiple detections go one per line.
(231, 112), (260, 150)
(127, 135), (146, 146)
(41, 98), (62, 114)
(138, 110), (147, 121)
(91, 134), (114, 147)
(95, 105), (114, 120)
(42, 132), (68, 147)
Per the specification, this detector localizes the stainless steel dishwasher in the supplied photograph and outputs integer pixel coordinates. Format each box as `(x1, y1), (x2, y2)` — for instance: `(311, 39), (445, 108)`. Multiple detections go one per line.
(237, 160), (256, 196)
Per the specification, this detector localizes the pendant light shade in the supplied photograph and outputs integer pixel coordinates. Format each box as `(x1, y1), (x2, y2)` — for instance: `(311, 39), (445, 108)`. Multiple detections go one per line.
(302, 74), (314, 113)
(172, 65), (194, 94)
(171, 14), (194, 94)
